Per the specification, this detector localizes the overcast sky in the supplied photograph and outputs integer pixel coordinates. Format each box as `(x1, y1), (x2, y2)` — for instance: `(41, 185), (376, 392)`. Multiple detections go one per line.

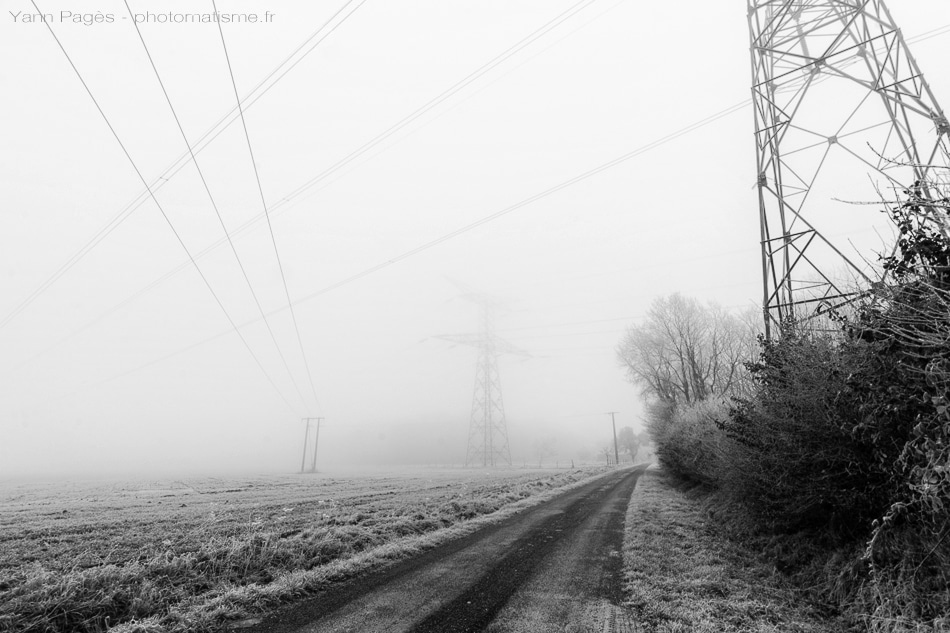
(1, 0), (948, 478)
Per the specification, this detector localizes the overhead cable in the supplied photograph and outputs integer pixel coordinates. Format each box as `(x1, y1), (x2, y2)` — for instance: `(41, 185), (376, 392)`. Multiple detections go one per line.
(29, 0), (300, 415)
(0, 0), (366, 329)
(10, 0), (608, 367)
(211, 0), (323, 413)
(61, 98), (751, 391)
(124, 0), (313, 411)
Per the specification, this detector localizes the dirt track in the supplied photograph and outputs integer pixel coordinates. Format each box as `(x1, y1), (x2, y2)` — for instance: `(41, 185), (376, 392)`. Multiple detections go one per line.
(246, 465), (646, 633)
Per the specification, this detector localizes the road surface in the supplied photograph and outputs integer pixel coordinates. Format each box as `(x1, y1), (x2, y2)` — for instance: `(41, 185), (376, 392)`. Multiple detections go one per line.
(245, 466), (646, 633)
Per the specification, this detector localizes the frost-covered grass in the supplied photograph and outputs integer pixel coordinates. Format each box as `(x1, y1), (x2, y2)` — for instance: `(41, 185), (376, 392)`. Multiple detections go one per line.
(0, 466), (611, 632)
(621, 467), (843, 632)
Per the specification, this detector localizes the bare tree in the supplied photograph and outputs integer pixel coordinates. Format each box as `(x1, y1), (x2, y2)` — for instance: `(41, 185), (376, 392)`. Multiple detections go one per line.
(617, 294), (759, 407)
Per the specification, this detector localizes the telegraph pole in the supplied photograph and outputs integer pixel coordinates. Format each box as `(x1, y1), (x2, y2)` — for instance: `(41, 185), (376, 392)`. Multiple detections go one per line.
(299, 418), (311, 473)
(607, 412), (619, 466)
(307, 417), (324, 473)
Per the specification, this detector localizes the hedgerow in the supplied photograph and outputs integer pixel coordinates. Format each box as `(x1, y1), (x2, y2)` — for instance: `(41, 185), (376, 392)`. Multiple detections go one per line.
(627, 181), (950, 630)
(722, 329), (894, 535)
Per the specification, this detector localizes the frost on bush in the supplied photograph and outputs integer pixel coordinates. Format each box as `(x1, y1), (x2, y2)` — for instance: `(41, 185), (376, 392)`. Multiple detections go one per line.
(619, 294), (759, 484)
(852, 183), (950, 557)
(618, 179), (950, 627)
(717, 181), (950, 543)
(722, 329), (891, 533)
(720, 180), (950, 627)
(646, 398), (732, 486)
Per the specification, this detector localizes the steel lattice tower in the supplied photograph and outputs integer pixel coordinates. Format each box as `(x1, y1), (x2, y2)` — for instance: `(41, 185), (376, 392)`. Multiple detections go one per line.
(749, 0), (950, 336)
(438, 294), (527, 467)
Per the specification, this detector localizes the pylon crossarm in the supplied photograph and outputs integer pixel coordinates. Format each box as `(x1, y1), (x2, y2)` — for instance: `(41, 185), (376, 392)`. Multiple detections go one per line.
(774, 290), (864, 311)
(763, 228), (814, 243)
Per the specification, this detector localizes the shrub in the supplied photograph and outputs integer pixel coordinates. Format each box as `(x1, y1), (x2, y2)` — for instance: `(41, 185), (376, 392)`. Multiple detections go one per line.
(646, 398), (733, 486)
(719, 181), (950, 627)
(622, 181), (950, 629)
(850, 185), (950, 552)
(722, 329), (893, 535)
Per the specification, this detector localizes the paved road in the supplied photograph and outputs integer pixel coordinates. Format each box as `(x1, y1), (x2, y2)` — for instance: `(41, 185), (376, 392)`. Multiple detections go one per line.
(246, 466), (646, 633)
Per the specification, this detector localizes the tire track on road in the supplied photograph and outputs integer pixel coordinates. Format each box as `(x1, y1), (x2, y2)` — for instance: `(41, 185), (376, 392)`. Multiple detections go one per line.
(248, 465), (647, 633)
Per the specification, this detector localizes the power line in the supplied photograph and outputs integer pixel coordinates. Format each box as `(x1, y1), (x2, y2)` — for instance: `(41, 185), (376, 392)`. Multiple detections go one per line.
(282, 99), (752, 308)
(507, 329), (627, 340)
(47, 97), (752, 393)
(17, 8), (949, 412)
(13, 13), (948, 340)
(102, 0), (610, 264)
(495, 316), (644, 332)
(28, 0), (300, 415)
(228, 19), (950, 221)
(19, 10), (947, 382)
(11, 87), (750, 385)
(273, 0), (605, 208)
(211, 0), (322, 414)
(906, 23), (950, 45)
(7, 0), (612, 369)
(124, 0), (312, 411)
(488, 246), (761, 298)
(7, 8), (949, 344)
(0, 0), (366, 329)
(258, 0), (630, 220)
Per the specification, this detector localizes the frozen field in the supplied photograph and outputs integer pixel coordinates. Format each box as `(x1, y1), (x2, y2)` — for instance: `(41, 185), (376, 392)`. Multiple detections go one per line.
(0, 466), (610, 632)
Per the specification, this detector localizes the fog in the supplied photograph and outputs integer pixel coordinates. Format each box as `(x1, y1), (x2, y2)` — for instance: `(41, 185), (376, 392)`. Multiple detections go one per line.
(2, 1), (948, 479)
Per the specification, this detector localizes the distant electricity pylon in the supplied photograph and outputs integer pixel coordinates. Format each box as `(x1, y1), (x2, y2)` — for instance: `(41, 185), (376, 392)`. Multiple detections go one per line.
(748, 0), (950, 336)
(437, 291), (528, 468)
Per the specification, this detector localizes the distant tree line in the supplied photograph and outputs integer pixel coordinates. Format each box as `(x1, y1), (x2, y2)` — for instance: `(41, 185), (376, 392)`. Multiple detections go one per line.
(617, 293), (758, 407)
(616, 294), (758, 484)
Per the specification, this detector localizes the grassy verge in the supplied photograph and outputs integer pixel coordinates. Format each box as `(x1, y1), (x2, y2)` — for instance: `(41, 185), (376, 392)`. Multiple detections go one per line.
(0, 466), (613, 633)
(621, 467), (843, 632)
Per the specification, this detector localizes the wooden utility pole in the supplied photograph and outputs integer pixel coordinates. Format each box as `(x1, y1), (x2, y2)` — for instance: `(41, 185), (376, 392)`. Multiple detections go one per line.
(607, 412), (619, 466)
(299, 418), (311, 473)
(307, 417), (324, 473)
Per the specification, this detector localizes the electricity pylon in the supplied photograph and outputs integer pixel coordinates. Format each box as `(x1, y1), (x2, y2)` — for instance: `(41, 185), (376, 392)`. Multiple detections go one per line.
(437, 293), (528, 468)
(748, 0), (950, 336)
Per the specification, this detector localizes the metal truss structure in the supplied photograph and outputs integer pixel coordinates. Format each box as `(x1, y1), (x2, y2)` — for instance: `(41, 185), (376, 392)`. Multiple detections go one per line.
(438, 293), (527, 467)
(748, 0), (950, 336)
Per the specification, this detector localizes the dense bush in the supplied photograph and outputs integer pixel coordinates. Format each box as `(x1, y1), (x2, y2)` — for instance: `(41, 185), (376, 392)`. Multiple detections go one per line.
(645, 398), (732, 487)
(735, 185), (950, 628)
(851, 185), (950, 549)
(722, 330), (894, 535)
(626, 181), (950, 630)
(619, 294), (759, 486)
